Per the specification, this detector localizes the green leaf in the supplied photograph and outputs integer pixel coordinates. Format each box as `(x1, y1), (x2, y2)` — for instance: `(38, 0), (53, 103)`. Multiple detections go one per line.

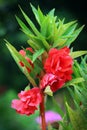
(6, 42), (32, 70)
(27, 35), (45, 49)
(19, 6), (50, 50)
(74, 86), (85, 104)
(63, 20), (77, 31)
(30, 4), (44, 25)
(20, 8), (50, 50)
(19, 6), (40, 36)
(53, 21), (78, 47)
(24, 85), (30, 91)
(30, 4), (41, 25)
(53, 38), (67, 47)
(65, 77), (85, 86)
(66, 103), (87, 130)
(67, 87), (80, 108)
(48, 8), (55, 17)
(44, 86), (53, 96)
(40, 16), (49, 37)
(20, 6), (49, 49)
(5, 40), (37, 87)
(63, 25), (84, 46)
(32, 48), (45, 62)
(38, 36), (50, 50)
(27, 39), (40, 50)
(30, 60), (42, 77)
(62, 23), (78, 37)
(74, 60), (87, 81)
(37, 6), (44, 25)
(16, 13), (49, 50)
(56, 19), (65, 36)
(62, 21), (77, 36)
(16, 16), (33, 36)
(70, 51), (87, 59)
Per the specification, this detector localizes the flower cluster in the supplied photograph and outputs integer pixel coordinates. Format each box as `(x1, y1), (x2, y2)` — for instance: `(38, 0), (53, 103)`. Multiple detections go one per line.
(6, 4), (85, 130)
(11, 87), (42, 115)
(40, 47), (73, 92)
(11, 46), (73, 116)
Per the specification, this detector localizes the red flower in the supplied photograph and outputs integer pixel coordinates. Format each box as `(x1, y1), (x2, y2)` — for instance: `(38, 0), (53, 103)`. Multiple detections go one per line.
(44, 47), (73, 82)
(26, 47), (34, 53)
(19, 49), (26, 56)
(40, 73), (64, 92)
(11, 87), (42, 116)
(19, 48), (34, 73)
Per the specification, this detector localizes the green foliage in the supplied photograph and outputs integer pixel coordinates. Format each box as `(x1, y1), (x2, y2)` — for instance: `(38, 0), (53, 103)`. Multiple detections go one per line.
(5, 40), (37, 87)
(66, 103), (87, 130)
(30, 5), (84, 49)
(24, 85), (30, 91)
(65, 77), (84, 86)
(32, 48), (45, 62)
(61, 25), (84, 47)
(57, 56), (87, 130)
(70, 51), (87, 59)
(5, 4), (85, 85)
(15, 4), (84, 52)
(16, 15), (33, 36)
(44, 86), (53, 96)
(18, 6), (50, 51)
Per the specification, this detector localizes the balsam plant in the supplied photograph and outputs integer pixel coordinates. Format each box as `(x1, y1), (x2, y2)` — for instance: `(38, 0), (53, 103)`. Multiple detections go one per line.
(5, 4), (87, 130)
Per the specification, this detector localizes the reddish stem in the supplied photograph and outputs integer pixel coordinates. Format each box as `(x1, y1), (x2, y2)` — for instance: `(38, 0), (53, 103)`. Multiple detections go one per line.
(40, 91), (46, 130)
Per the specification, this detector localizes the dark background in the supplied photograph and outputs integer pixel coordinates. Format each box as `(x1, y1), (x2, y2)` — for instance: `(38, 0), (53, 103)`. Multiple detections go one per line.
(0, 0), (87, 130)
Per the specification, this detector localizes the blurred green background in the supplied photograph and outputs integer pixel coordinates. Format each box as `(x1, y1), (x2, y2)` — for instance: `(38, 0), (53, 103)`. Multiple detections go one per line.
(0, 0), (87, 130)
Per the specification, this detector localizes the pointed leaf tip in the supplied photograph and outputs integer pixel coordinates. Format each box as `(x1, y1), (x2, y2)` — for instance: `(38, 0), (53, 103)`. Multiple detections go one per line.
(70, 51), (87, 59)
(44, 86), (53, 96)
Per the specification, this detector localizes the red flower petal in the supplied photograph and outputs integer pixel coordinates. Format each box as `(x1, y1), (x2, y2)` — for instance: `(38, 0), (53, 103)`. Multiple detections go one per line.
(11, 88), (42, 116)
(19, 50), (26, 56)
(40, 73), (65, 92)
(44, 47), (73, 86)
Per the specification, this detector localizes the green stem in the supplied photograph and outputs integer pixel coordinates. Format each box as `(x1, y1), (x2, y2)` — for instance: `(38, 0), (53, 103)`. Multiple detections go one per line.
(40, 91), (46, 130)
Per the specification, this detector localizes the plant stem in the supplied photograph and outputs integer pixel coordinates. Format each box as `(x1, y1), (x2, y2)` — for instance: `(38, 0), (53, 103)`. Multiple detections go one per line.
(40, 91), (46, 130)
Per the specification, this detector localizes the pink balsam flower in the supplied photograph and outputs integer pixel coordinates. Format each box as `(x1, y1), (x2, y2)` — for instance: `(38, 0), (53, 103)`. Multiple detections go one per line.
(11, 87), (42, 116)
(36, 111), (62, 125)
